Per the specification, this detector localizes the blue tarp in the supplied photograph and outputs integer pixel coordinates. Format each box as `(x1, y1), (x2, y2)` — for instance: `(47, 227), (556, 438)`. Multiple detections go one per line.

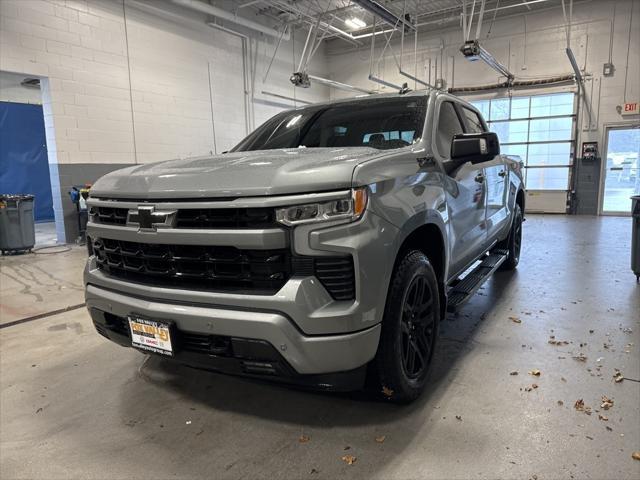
(0, 102), (54, 222)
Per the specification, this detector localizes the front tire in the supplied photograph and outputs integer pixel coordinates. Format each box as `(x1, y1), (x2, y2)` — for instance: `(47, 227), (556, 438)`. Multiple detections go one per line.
(498, 203), (523, 270)
(374, 250), (440, 403)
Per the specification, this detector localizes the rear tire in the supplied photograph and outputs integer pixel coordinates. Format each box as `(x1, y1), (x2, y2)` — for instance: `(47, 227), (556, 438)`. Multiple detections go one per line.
(498, 203), (523, 270)
(374, 250), (440, 403)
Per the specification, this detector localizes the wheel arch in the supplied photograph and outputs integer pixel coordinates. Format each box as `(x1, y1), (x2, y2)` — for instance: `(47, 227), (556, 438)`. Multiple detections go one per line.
(392, 219), (448, 320)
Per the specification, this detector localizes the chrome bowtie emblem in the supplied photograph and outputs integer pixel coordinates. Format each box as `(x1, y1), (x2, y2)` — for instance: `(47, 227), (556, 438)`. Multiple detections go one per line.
(127, 205), (176, 231)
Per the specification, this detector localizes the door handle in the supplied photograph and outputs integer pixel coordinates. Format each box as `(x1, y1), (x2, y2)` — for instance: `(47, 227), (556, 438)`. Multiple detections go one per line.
(498, 170), (506, 177)
(474, 173), (485, 183)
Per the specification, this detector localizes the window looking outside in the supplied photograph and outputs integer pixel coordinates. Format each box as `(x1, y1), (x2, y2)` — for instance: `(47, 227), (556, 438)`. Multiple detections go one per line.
(471, 93), (575, 190)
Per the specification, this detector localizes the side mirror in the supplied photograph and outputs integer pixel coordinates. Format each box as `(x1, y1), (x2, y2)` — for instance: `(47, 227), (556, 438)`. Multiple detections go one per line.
(451, 132), (500, 164)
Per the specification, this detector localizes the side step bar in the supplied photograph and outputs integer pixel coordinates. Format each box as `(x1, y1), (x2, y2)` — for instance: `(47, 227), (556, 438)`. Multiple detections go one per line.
(446, 249), (509, 313)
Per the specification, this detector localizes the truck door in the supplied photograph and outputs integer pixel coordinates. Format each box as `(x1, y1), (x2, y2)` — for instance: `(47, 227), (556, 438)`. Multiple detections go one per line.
(435, 101), (488, 279)
(459, 106), (509, 243)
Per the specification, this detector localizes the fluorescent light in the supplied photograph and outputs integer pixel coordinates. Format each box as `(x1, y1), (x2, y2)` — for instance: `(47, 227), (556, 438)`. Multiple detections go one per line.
(345, 17), (366, 29)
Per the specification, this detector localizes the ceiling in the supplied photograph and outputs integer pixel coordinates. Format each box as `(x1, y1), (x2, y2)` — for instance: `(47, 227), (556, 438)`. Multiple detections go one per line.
(237, 0), (565, 43)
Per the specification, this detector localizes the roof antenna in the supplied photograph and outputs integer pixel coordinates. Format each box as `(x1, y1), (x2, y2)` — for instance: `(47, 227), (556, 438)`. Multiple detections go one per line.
(399, 82), (411, 94)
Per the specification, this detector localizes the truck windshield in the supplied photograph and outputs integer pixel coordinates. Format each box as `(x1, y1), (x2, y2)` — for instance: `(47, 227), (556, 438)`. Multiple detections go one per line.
(231, 96), (427, 152)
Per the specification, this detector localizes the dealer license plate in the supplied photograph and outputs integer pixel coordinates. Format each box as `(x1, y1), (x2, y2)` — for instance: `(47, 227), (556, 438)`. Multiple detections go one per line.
(128, 316), (174, 356)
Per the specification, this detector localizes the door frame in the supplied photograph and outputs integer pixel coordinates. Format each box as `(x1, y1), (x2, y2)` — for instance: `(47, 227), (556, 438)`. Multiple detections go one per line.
(598, 122), (640, 216)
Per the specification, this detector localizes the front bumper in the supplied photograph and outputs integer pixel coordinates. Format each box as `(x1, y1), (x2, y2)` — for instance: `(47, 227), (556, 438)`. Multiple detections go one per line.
(86, 284), (379, 388)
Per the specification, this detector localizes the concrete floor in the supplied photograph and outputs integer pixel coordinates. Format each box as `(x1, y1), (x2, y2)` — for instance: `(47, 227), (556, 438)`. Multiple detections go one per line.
(1, 215), (639, 479)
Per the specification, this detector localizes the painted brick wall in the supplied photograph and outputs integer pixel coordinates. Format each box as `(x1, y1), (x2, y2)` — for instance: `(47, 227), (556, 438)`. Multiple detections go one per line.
(0, 0), (328, 167)
(1, 0), (329, 241)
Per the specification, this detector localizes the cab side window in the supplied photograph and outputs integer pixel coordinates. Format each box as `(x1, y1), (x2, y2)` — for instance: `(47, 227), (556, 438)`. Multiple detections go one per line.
(436, 102), (464, 159)
(461, 107), (486, 133)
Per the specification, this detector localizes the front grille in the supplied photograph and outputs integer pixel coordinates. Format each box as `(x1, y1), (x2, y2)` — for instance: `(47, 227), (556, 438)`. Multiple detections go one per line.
(95, 207), (127, 225)
(93, 238), (291, 294)
(176, 208), (275, 229)
(314, 257), (356, 301)
(91, 206), (277, 229)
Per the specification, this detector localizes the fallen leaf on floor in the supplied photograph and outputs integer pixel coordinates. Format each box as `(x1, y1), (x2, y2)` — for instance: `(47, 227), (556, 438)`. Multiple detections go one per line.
(613, 371), (624, 383)
(509, 316), (522, 323)
(598, 414), (608, 421)
(632, 451), (640, 461)
(601, 396), (614, 410)
(510, 371), (519, 375)
(529, 369), (541, 376)
(573, 353), (588, 362)
(341, 455), (357, 465)
(299, 435), (310, 443)
(574, 399), (588, 413)
(375, 435), (386, 443)
(382, 386), (394, 397)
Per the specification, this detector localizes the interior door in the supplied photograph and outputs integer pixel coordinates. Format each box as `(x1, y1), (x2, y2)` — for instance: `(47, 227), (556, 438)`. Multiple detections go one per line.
(601, 126), (640, 215)
(435, 101), (487, 279)
(460, 106), (508, 241)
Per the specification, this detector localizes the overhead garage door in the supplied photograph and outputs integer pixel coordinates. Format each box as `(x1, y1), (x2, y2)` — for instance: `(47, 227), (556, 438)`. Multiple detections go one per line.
(471, 92), (576, 213)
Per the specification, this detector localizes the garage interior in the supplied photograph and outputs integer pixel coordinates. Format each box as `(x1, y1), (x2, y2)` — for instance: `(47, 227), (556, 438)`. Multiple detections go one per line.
(1, 0), (639, 479)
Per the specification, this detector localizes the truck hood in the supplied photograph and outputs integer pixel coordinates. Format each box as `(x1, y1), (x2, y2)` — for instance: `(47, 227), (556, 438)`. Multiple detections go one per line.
(90, 147), (383, 199)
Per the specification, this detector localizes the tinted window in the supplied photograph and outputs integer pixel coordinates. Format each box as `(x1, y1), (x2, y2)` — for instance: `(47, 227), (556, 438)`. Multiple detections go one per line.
(436, 102), (464, 158)
(462, 107), (485, 133)
(232, 97), (427, 152)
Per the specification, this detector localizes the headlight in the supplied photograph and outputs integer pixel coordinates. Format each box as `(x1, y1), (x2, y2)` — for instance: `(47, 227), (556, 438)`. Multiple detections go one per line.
(276, 188), (368, 226)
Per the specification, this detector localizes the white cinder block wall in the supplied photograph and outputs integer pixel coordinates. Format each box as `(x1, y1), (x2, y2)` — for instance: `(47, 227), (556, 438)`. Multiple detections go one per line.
(0, 0), (329, 241)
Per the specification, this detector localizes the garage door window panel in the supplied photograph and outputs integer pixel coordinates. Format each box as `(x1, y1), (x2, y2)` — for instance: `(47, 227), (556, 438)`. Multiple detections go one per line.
(471, 92), (576, 191)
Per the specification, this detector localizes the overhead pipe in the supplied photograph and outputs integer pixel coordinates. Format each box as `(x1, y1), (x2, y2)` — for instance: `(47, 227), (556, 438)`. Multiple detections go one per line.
(260, 90), (313, 105)
(308, 75), (374, 94)
(171, 0), (289, 40)
(368, 74), (403, 90)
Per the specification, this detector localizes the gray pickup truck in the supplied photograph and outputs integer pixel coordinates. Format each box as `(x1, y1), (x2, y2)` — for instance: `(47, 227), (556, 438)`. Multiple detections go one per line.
(84, 90), (524, 402)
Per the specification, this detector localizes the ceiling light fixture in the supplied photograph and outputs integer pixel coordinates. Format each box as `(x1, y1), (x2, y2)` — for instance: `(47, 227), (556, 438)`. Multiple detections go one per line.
(345, 17), (367, 29)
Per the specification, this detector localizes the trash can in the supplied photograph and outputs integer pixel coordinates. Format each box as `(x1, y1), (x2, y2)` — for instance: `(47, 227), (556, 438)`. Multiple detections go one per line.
(632, 195), (640, 282)
(0, 194), (36, 254)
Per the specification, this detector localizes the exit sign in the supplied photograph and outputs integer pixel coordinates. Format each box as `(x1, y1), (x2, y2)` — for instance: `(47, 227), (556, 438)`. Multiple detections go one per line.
(622, 102), (639, 115)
